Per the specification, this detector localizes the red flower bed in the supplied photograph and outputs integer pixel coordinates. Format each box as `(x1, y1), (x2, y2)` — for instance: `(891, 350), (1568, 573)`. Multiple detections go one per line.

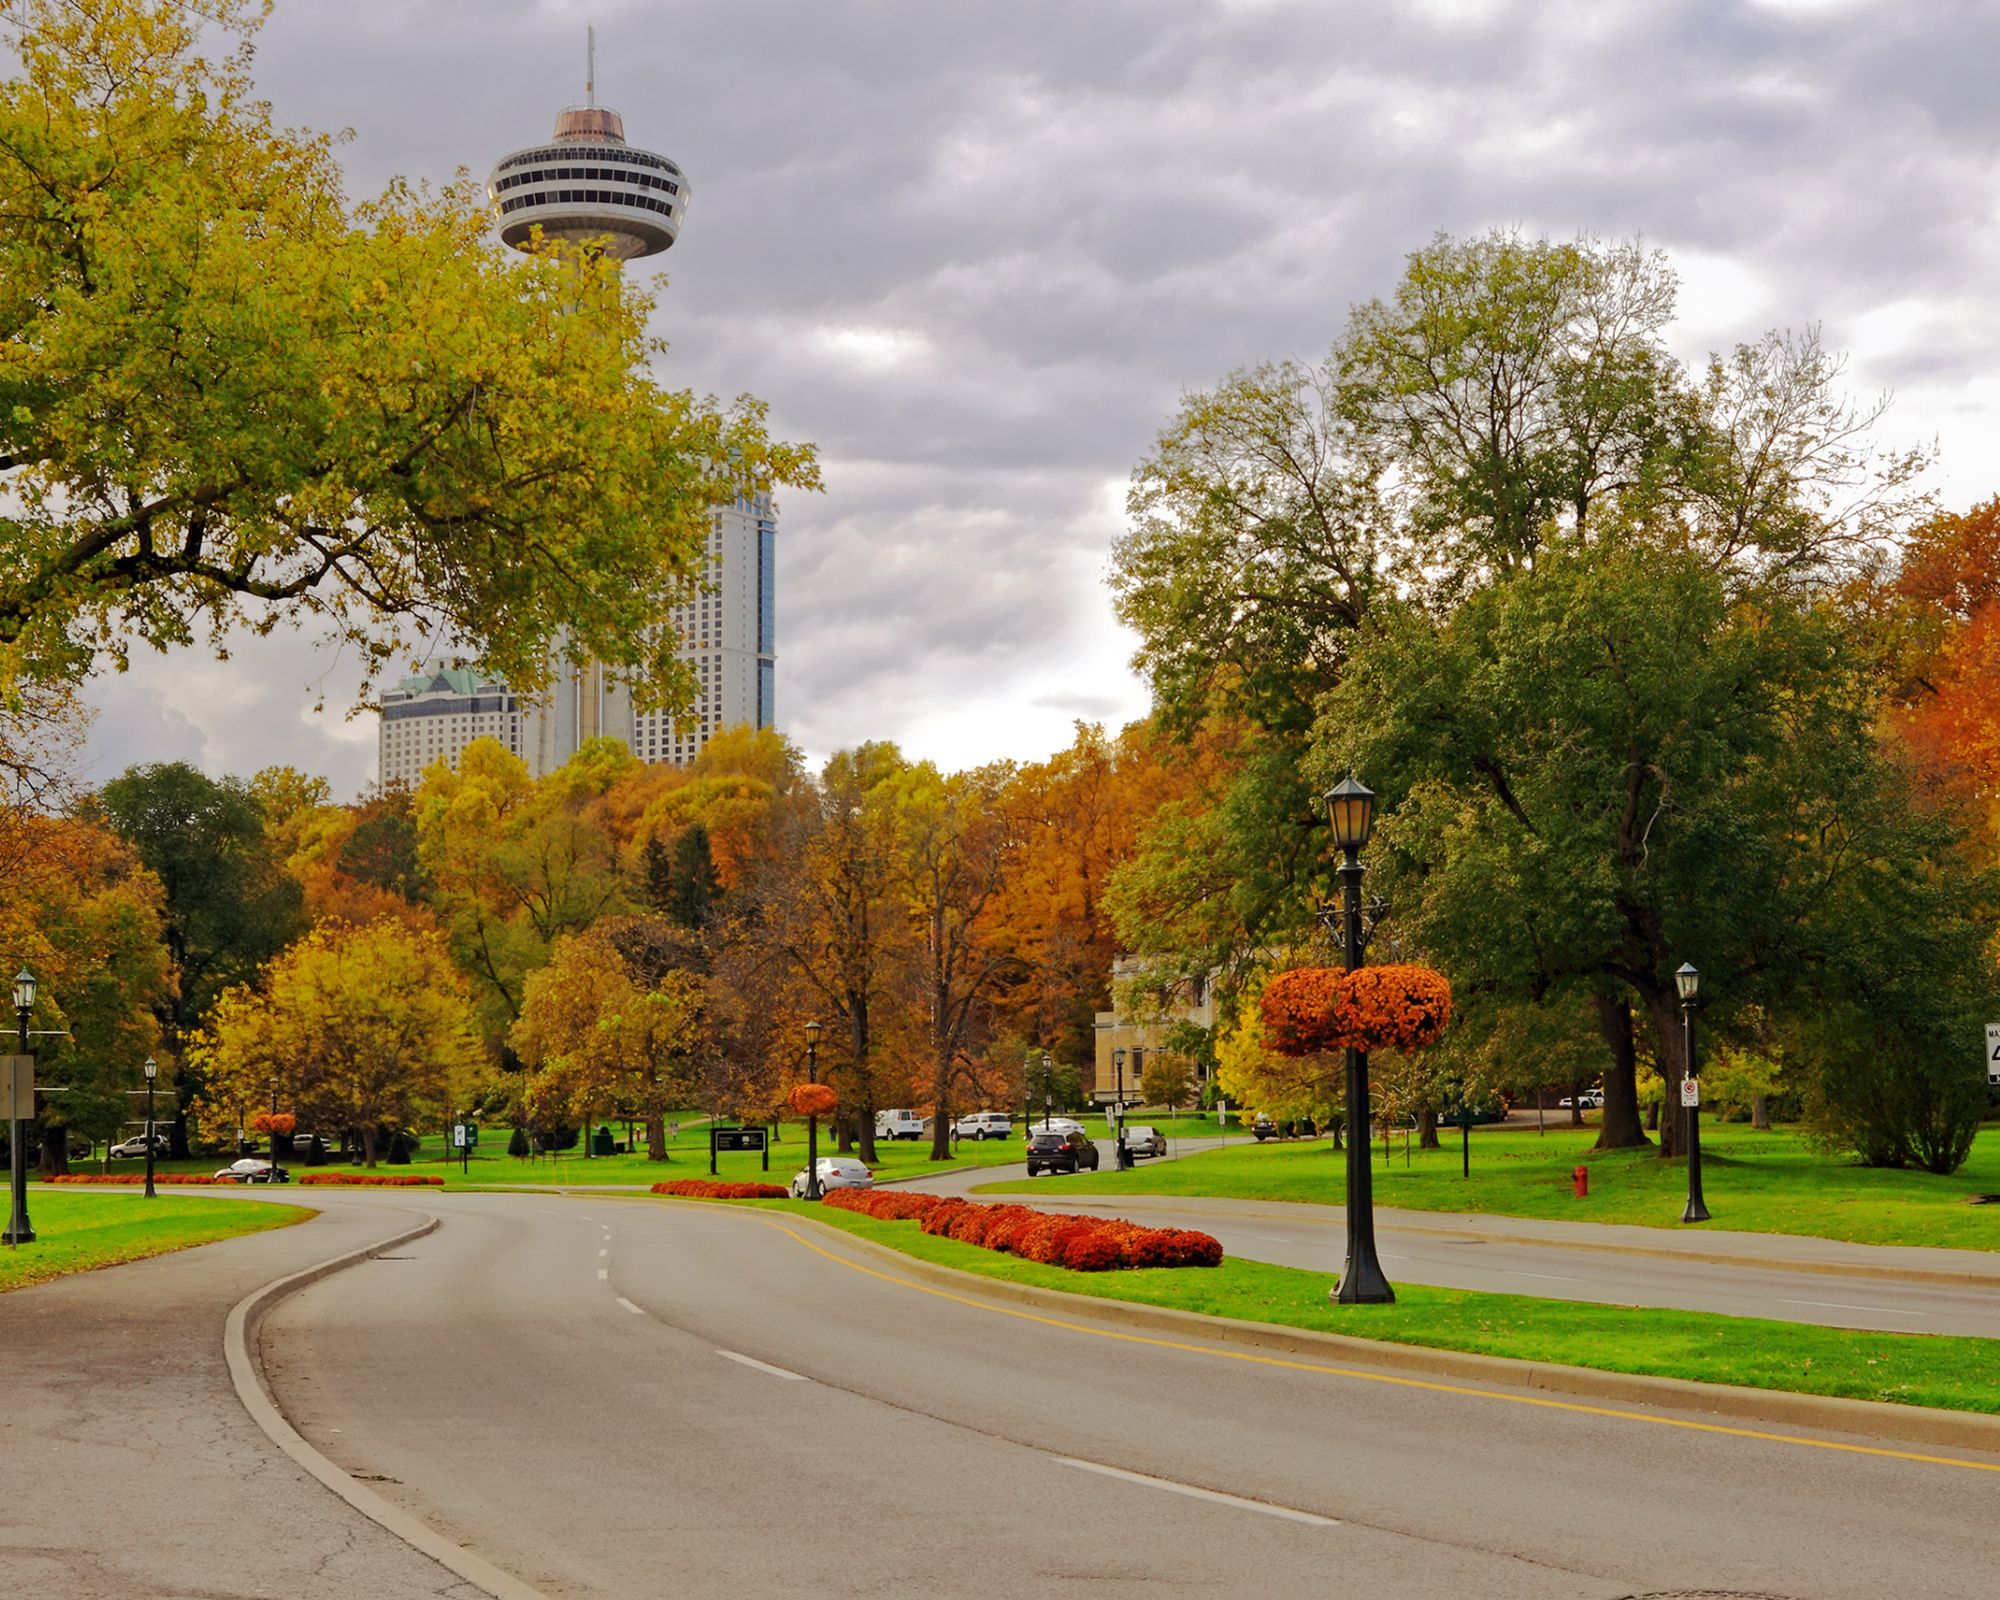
(296, 1173), (444, 1187)
(823, 1187), (1221, 1271)
(43, 1173), (224, 1185)
(652, 1179), (789, 1199)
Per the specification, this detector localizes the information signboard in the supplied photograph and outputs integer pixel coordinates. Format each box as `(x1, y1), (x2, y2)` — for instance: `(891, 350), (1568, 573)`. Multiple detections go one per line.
(712, 1127), (768, 1153)
(1680, 1076), (1700, 1108)
(0, 1054), (32, 1120)
(1987, 1023), (2000, 1088)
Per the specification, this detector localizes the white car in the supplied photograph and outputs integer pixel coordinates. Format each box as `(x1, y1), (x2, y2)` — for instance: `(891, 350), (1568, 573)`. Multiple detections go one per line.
(953, 1111), (1015, 1140)
(110, 1132), (171, 1158)
(1558, 1091), (1605, 1110)
(1022, 1116), (1082, 1137)
(789, 1157), (874, 1199)
(1120, 1124), (1167, 1159)
(212, 1158), (289, 1184)
(875, 1109), (927, 1141)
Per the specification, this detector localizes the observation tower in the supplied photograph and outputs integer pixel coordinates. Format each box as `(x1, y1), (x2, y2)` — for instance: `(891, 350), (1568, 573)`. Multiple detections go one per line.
(486, 32), (687, 260)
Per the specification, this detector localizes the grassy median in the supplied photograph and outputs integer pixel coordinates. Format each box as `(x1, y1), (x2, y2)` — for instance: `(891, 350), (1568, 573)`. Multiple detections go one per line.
(687, 1195), (2000, 1416)
(982, 1124), (2000, 1251)
(0, 1191), (305, 1293)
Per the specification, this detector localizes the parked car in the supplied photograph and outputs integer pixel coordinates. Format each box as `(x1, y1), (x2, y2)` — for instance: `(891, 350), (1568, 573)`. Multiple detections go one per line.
(1252, 1115), (1278, 1141)
(213, 1158), (289, 1184)
(109, 1132), (171, 1159)
(1120, 1124), (1167, 1159)
(1022, 1116), (1083, 1137)
(953, 1111), (1015, 1140)
(1558, 1091), (1605, 1111)
(875, 1109), (928, 1141)
(789, 1156), (874, 1199)
(1025, 1128), (1100, 1176)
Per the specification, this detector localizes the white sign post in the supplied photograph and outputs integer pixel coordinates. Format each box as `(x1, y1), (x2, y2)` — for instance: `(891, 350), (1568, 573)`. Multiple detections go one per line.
(451, 1123), (469, 1148)
(1680, 1076), (1699, 1108)
(1986, 1024), (2000, 1088)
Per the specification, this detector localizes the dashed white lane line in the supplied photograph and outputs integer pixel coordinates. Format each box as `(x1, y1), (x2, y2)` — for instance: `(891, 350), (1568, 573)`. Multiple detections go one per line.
(716, 1349), (809, 1381)
(615, 1297), (644, 1315)
(1781, 1298), (1928, 1318)
(598, 1248), (609, 1257)
(597, 1269), (609, 1280)
(1055, 1458), (1339, 1526)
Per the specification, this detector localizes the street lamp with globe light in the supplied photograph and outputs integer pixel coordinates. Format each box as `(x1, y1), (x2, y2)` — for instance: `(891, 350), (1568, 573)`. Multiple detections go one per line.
(143, 1057), (158, 1199)
(803, 1021), (822, 1200)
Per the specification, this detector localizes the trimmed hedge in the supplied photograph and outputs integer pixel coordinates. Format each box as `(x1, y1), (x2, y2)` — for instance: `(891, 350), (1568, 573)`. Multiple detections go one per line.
(653, 1179), (790, 1199)
(297, 1172), (445, 1187)
(43, 1173), (226, 1185)
(823, 1189), (1222, 1271)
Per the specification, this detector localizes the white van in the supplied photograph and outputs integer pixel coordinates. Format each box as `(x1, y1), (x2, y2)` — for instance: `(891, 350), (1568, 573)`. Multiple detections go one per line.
(875, 1109), (927, 1141)
(953, 1111), (1014, 1141)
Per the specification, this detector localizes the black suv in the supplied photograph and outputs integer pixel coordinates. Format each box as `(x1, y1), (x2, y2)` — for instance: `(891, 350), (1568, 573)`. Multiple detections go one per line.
(1025, 1129), (1100, 1177)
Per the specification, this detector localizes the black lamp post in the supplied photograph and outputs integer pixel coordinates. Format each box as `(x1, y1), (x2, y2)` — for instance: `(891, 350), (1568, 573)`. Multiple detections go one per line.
(1041, 1051), (1053, 1129)
(267, 1078), (280, 1180)
(6, 967), (34, 1244)
(1677, 963), (1709, 1224)
(1113, 1046), (1129, 1168)
(1022, 1050), (1032, 1134)
(143, 1057), (158, 1200)
(1326, 776), (1392, 1304)
(804, 1020), (822, 1200)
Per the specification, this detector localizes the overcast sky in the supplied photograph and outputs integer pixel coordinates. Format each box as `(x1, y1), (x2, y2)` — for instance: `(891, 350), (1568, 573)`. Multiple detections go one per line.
(75, 0), (2000, 796)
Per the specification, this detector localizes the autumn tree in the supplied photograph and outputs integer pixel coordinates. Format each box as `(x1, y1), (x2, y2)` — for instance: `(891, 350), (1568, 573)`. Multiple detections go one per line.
(0, 809), (172, 1171)
(192, 919), (481, 1165)
(0, 0), (816, 726)
(510, 917), (705, 1160)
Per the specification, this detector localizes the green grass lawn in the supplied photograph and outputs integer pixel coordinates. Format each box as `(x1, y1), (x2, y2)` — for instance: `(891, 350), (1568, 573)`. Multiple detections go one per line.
(59, 1116), (1032, 1191)
(0, 1191), (304, 1293)
(686, 1194), (2000, 1416)
(977, 1124), (2000, 1252)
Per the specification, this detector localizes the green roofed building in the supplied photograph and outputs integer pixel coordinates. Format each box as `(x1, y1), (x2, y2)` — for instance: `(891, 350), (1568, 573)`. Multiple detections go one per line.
(377, 668), (523, 788)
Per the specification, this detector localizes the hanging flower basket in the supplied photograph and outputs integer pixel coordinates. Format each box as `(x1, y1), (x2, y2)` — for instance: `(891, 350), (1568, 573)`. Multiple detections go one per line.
(1258, 968), (1348, 1055)
(787, 1083), (839, 1118)
(1261, 964), (1453, 1056)
(249, 1111), (297, 1136)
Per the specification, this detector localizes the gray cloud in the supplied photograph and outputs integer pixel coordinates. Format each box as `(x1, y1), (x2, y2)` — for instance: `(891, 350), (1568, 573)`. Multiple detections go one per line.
(78, 0), (2000, 794)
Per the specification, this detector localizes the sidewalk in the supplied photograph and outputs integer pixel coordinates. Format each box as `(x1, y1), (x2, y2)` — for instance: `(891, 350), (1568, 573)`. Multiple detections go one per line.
(0, 1195), (484, 1600)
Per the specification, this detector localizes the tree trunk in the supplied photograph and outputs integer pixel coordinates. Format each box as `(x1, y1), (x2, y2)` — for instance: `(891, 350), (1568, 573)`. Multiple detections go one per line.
(1591, 993), (1650, 1150)
(1568, 1075), (1585, 1127)
(1327, 1113), (1343, 1151)
(1751, 1093), (1770, 1132)
(38, 1121), (69, 1177)
(361, 1124), (378, 1168)
(857, 1092), (879, 1165)
(1640, 987), (1689, 1159)
(1416, 1103), (1440, 1150)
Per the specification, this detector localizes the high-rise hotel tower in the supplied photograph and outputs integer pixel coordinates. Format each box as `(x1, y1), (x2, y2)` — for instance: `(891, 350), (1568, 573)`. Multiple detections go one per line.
(377, 45), (777, 790)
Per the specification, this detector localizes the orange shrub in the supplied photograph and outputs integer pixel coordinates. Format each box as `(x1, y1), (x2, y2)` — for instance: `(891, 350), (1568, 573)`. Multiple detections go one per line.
(843, 1189), (1220, 1272)
(296, 1172), (444, 1187)
(652, 1179), (789, 1199)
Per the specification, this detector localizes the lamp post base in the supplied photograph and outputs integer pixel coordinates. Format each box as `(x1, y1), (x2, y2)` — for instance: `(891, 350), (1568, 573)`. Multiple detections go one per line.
(1331, 1256), (1396, 1305)
(1681, 1197), (1710, 1224)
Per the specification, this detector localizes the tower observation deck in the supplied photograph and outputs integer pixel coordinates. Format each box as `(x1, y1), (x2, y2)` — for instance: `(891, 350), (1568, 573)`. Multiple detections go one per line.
(486, 67), (686, 260)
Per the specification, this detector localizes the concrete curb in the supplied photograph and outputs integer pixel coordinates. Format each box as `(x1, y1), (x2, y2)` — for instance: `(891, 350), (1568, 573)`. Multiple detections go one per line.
(753, 1204), (2000, 1460)
(224, 1211), (559, 1600)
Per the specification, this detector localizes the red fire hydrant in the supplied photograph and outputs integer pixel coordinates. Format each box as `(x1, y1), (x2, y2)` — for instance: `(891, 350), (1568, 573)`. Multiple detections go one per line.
(1573, 1165), (1589, 1198)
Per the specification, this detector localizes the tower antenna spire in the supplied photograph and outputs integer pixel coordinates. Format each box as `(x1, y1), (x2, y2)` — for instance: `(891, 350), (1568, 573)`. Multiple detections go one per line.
(586, 25), (595, 107)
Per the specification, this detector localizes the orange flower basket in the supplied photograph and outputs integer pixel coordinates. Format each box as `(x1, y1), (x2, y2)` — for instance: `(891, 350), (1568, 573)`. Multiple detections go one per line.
(787, 1082), (839, 1118)
(249, 1111), (297, 1136)
(1262, 964), (1452, 1056)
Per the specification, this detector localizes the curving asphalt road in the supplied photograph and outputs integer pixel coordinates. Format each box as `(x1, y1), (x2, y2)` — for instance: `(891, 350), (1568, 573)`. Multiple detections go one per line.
(260, 1190), (2000, 1600)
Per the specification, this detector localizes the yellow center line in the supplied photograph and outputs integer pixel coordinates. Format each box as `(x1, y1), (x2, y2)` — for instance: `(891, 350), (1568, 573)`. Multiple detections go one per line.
(750, 1213), (2000, 1477)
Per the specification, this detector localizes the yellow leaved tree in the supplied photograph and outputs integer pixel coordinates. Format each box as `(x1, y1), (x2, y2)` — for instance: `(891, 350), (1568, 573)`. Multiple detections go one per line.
(191, 919), (483, 1164)
(510, 916), (706, 1160)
